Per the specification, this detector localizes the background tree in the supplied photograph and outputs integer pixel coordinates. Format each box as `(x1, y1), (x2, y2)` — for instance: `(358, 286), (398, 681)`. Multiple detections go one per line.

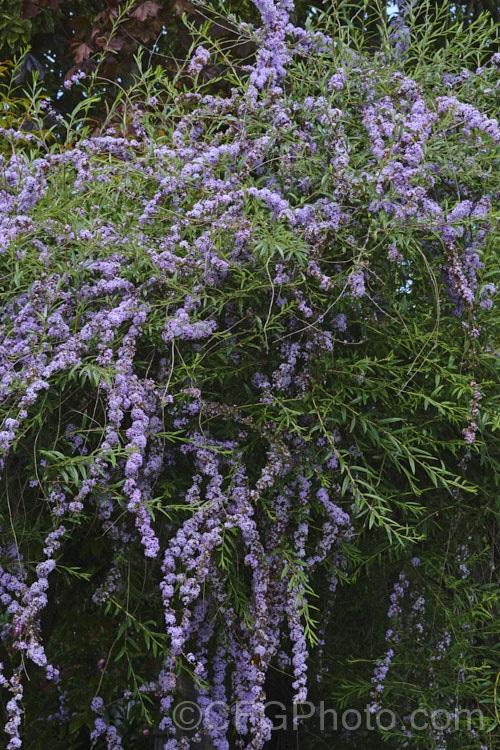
(2, 1), (499, 110)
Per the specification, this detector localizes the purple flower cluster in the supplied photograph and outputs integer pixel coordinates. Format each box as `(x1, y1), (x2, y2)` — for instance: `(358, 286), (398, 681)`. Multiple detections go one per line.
(187, 47), (210, 76)
(90, 696), (123, 748)
(368, 570), (411, 713)
(389, 0), (416, 58)
(462, 380), (482, 444)
(0, 667), (23, 749)
(63, 70), (86, 89)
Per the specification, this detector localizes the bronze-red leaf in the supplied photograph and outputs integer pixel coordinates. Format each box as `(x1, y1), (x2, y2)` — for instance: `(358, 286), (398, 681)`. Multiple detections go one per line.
(71, 41), (94, 63)
(130, 1), (161, 22)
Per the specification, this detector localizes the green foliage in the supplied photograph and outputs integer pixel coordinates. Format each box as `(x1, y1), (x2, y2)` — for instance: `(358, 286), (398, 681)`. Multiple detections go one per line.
(0, 3), (31, 53)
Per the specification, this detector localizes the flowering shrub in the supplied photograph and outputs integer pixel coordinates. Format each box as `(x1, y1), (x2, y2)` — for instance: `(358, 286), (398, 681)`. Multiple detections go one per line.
(0, 1), (499, 748)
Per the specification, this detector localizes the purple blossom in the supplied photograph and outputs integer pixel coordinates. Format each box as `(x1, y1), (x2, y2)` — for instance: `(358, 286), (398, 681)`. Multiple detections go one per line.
(349, 267), (366, 297)
(187, 47), (210, 76)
